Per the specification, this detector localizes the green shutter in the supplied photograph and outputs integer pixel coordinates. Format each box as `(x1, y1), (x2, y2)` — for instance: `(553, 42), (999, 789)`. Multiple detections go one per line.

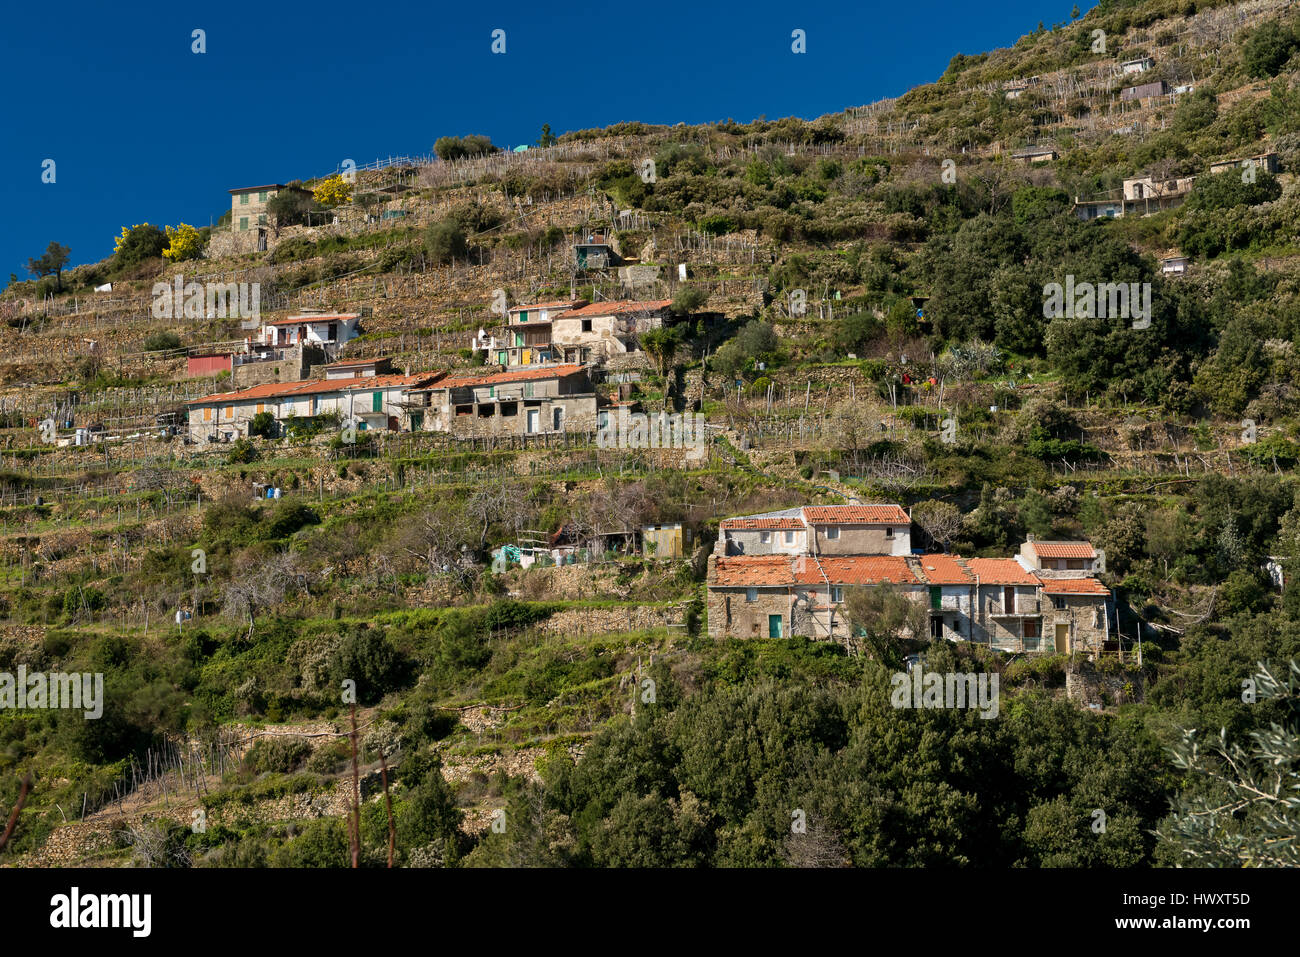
(930, 586), (941, 610)
(372, 391), (382, 412)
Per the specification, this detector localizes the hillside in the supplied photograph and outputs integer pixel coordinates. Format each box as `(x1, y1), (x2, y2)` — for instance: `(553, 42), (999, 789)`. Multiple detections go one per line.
(2, 0), (1300, 871)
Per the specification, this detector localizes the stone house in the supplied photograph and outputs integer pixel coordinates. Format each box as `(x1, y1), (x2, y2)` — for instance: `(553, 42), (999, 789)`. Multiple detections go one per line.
(1017, 538), (1100, 577)
(916, 553), (977, 643)
(187, 371), (444, 442)
(487, 299), (588, 367)
(718, 510), (809, 556)
(550, 300), (673, 364)
(259, 313), (362, 354)
(802, 505), (912, 556)
(966, 558), (1045, 652)
(404, 364), (599, 437)
(1040, 578), (1112, 654)
(1208, 151), (1280, 176)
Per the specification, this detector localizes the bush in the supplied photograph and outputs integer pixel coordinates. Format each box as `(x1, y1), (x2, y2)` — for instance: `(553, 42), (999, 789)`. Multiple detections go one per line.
(434, 135), (497, 161)
(226, 438), (259, 464)
(424, 219), (468, 264)
(249, 411), (277, 439)
(244, 737), (312, 775)
(142, 331), (182, 352)
(328, 626), (406, 704)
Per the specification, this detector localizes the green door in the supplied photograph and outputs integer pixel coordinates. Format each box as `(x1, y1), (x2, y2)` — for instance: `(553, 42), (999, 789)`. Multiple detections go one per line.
(930, 586), (942, 610)
(410, 411), (423, 431)
(372, 391), (382, 413)
(768, 614), (783, 638)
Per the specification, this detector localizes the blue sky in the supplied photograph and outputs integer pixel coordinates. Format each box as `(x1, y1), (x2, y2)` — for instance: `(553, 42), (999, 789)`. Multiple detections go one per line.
(0, 0), (1093, 280)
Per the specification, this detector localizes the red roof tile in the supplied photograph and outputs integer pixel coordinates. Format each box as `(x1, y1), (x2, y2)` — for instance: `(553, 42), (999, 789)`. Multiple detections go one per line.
(966, 558), (1040, 585)
(916, 554), (973, 585)
(190, 371), (443, 404)
(1040, 578), (1109, 596)
(720, 517), (806, 530)
(711, 556), (794, 587)
(427, 364), (587, 391)
(1030, 542), (1096, 559)
(555, 300), (673, 318)
(802, 505), (909, 525)
(796, 556), (919, 586)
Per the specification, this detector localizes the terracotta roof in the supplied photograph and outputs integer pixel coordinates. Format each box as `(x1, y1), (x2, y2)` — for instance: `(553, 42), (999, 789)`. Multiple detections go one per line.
(509, 299), (587, 312)
(190, 371), (444, 405)
(711, 555), (794, 587)
(555, 300), (673, 318)
(327, 358), (388, 368)
(966, 558), (1041, 585)
(1029, 542), (1096, 559)
(265, 314), (360, 326)
(425, 363), (587, 391)
(1040, 578), (1109, 596)
(721, 518), (806, 530)
(797, 556), (919, 586)
(802, 504), (909, 525)
(915, 554), (973, 585)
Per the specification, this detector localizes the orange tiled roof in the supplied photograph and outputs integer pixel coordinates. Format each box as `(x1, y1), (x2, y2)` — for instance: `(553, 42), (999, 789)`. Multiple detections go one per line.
(1029, 542), (1096, 559)
(711, 555), (795, 587)
(555, 300), (673, 318)
(428, 364), (587, 391)
(190, 371), (443, 405)
(802, 504), (909, 525)
(797, 556), (919, 586)
(966, 558), (1040, 585)
(720, 517), (806, 530)
(916, 554), (974, 585)
(1040, 578), (1109, 596)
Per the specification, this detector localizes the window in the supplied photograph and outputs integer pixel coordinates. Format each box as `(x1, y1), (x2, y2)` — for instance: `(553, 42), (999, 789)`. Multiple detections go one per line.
(760, 531), (771, 544)
(523, 383), (535, 398)
(597, 411), (608, 429)
(203, 407), (212, 421)
(455, 404), (473, 416)
(746, 587), (757, 603)
(884, 527), (894, 538)
(239, 217), (248, 231)
(239, 194), (250, 205)
(783, 530), (794, 544)
(258, 214), (267, 226)
(1023, 620), (1040, 639)
(1052, 596), (1067, 610)
(224, 406), (234, 419)
(831, 586), (843, 603)
(1067, 558), (1084, 570)
(258, 191), (267, 202)
(500, 402), (517, 417)
(826, 527), (840, 540)
(581, 319), (592, 332)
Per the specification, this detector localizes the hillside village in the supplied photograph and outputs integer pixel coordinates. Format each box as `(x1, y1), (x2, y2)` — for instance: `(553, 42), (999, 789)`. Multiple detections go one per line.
(2, 0), (1300, 871)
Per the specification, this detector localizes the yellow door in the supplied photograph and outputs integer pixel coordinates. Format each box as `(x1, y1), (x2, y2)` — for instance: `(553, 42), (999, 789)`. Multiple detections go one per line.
(522, 348), (531, 365)
(1055, 623), (1069, 653)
